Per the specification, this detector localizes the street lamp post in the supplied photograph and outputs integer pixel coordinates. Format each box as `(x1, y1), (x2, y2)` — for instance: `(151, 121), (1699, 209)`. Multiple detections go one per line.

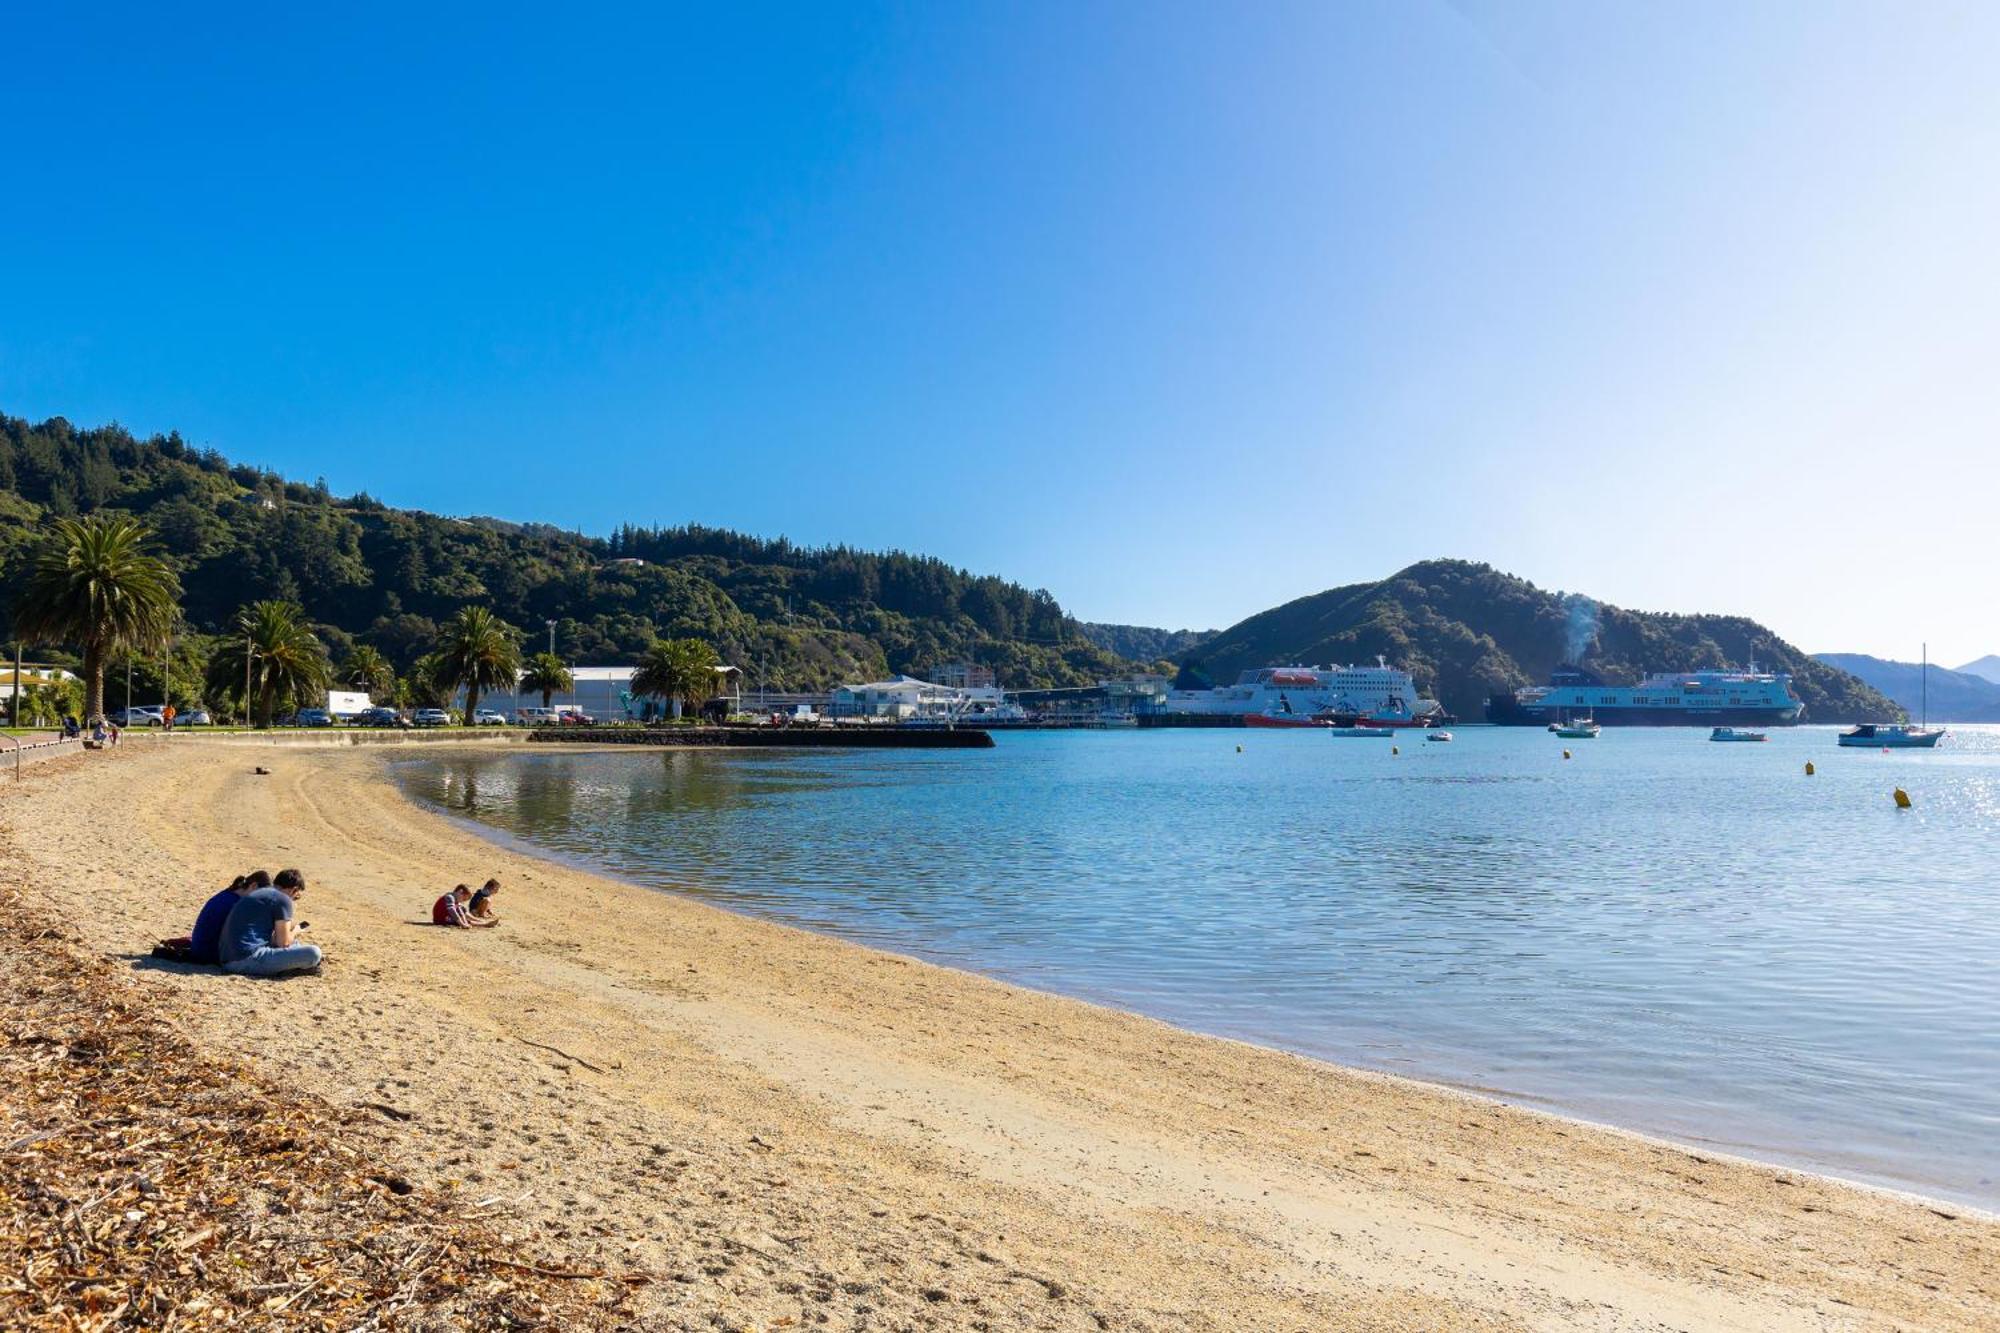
(244, 634), (255, 728)
(546, 620), (556, 656)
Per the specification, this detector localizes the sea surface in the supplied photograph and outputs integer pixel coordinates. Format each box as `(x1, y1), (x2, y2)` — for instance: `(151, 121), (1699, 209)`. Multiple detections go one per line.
(395, 725), (2000, 1209)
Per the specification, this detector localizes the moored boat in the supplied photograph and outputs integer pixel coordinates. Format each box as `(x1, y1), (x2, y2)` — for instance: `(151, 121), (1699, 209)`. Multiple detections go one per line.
(1710, 726), (1768, 742)
(1488, 663), (1804, 727)
(1838, 723), (1944, 749)
(1554, 718), (1601, 738)
(1244, 709), (1327, 729)
(1839, 645), (1948, 748)
(1328, 725), (1394, 738)
(1426, 730), (1453, 742)
(1162, 660), (1441, 727)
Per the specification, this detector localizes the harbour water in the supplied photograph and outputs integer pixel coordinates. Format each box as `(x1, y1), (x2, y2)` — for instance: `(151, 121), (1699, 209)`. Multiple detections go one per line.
(396, 726), (2000, 1209)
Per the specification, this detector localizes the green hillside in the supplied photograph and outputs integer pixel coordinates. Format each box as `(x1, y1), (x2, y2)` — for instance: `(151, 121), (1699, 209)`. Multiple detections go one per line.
(0, 413), (1129, 693)
(1180, 559), (1900, 724)
(1077, 623), (1213, 665)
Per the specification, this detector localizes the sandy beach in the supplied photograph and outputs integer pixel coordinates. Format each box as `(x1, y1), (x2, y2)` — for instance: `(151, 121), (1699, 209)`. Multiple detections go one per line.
(3, 739), (1993, 1331)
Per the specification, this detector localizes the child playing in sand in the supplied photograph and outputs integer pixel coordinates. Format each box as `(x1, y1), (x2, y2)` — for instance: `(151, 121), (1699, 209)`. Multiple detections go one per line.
(432, 885), (495, 929)
(468, 879), (502, 924)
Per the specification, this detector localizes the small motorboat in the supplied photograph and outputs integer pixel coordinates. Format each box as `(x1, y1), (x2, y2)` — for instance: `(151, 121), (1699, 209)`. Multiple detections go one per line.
(1426, 730), (1453, 743)
(1710, 726), (1768, 742)
(1838, 723), (1944, 749)
(1554, 718), (1601, 739)
(1328, 726), (1395, 738)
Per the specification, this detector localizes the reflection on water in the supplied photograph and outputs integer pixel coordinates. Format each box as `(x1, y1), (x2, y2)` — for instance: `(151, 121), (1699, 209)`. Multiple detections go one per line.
(398, 727), (2000, 1209)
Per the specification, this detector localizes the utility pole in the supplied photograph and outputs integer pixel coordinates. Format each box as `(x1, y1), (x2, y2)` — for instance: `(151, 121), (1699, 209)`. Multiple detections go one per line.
(546, 620), (556, 656)
(10, 641), (20, 732)
(244, 634), (254, 728)
(126, 657), (133, 717)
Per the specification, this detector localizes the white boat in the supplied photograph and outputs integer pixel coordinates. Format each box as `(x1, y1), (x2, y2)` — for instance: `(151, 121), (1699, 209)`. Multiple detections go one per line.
(1553, 718), (1601, 738)
(1426, 730), (1453, 742)
(1163, 660), (1440, 727)
(1838, 644), (1947, 749)
(1710, 726), (1767, 742)
(1328, 725), (1394, 738)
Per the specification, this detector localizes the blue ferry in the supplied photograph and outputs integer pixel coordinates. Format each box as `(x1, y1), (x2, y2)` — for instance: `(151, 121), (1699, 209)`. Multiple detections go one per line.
(1486, 664), (1805, 727)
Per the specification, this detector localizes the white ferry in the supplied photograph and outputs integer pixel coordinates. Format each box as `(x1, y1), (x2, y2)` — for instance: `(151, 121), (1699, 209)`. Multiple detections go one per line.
(1487, 664), (1804, 727)
(1158, 660), (1438, 728)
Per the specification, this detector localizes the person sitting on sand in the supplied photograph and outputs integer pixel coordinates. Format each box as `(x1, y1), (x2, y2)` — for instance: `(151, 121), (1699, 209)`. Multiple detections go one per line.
(219, 868), (321, 977)
(467, 879), (502, 924)
(432, 884), (492, 929)
(188, 869), (273, 965)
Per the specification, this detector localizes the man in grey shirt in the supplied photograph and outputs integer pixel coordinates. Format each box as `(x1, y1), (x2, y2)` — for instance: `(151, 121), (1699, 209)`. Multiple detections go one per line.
(220, 868), (321, 977)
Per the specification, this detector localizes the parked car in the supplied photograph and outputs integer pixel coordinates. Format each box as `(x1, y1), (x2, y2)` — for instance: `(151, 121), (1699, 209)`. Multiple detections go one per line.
(296, 708), (335, 727)
(355, 706), (409, 728)
(412, 708), (451, 727)
(473, 709), (510, 726)
(556, 708), (596, 725)
(109, 706), (166, 726)
(177, 708), (212, 726)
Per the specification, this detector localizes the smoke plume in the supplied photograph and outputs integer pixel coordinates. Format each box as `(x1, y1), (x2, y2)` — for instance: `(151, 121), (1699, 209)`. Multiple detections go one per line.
(1562, 594), (1600, 663)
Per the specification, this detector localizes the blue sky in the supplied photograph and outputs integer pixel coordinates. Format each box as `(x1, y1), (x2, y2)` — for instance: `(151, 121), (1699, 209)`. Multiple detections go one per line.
(4, 4), (1997, 663)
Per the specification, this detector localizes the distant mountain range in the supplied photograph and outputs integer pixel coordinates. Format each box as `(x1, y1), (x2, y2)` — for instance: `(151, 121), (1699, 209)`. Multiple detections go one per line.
(1173, 559), (1899, 724)
(1077, 623), (1215, 664)
(1954, 654), (2000, 685)
(1812, 654), (2000, 723)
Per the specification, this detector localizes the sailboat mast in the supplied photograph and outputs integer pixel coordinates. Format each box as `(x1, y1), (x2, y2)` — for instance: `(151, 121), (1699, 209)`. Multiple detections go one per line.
(1922, 642), (1928, 730)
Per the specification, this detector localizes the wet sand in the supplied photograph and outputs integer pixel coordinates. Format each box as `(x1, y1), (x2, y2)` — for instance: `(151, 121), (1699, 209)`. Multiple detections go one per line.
(3, 740), (1992, 1330)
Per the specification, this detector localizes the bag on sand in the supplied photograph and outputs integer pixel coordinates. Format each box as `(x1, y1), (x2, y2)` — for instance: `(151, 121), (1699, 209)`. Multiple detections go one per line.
(151, 936), (197, 963)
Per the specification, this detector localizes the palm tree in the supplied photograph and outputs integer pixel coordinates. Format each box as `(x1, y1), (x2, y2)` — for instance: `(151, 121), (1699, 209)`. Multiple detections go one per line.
(631, 637), (721, 719)
(13, 515), (182, 721)
(207, 601), (332, 726)
(433, 607), (522, 726)
(518, 651), (574, 710)
(342, 645), (396, 702)
(404, 652), (453, 709)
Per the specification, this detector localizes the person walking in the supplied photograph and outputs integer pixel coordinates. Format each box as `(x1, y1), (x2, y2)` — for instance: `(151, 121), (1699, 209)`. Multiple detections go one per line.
(220, 869), (322, 977)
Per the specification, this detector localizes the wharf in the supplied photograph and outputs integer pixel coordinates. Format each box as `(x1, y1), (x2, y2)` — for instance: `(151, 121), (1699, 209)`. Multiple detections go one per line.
(530, 725), (995, 749)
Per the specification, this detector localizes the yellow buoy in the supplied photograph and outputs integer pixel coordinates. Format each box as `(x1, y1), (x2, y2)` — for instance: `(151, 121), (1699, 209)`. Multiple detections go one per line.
(1563, 749), (1572, 760)
(1894, 787), (1911, 809)
(1391, 745), (1399, 755)
(1235, 744), (1242, 753)
(1804, 761), (1815, 776)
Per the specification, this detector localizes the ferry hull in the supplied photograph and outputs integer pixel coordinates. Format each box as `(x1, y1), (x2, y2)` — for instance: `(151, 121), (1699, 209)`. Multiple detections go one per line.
(1486, 699), (1803, 727)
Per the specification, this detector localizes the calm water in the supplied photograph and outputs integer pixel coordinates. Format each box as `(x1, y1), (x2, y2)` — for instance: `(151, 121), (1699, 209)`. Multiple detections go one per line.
(396, 726), (2000, 1209)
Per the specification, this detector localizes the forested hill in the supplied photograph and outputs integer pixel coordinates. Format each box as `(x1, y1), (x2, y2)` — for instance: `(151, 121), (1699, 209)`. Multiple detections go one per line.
(1179, 559), (1901, 724)
(1077, 623), (1214, 664)
(0, 413), (1130, 689)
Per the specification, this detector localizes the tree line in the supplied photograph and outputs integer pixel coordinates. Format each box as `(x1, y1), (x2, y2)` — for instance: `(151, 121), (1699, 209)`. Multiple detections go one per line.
(8, 513), (722, 725)
(0, 413), (1134, 694)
